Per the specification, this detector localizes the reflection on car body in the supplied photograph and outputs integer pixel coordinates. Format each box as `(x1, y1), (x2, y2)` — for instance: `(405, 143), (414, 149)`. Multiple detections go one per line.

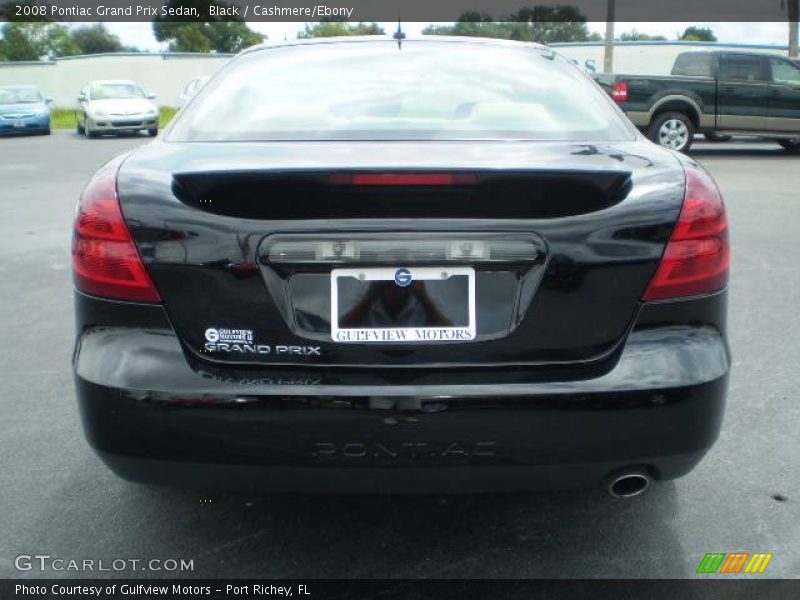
(178, 76), (210, 107)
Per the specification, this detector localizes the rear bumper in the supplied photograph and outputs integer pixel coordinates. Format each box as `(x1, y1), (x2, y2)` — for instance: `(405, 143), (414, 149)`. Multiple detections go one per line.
(96, 451), (709, 494)
(0, 119), (49, 134)
(73, 293), (729, 493)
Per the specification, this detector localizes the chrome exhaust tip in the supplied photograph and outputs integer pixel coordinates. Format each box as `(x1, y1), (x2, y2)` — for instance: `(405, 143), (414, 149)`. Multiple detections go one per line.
(607, 471), (651, 498)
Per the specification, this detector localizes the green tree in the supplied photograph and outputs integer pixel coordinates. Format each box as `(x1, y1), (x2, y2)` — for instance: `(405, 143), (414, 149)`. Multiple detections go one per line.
(297, 20), (385, 39)
(155, 23), (211, 52)
(679, 26), (718, 42)
(422, 6), (594, 44)
(0, 22), (80, 60)
(154, 21), (263, 53)
(70, 24), (126, 54)
(506, 6), (593, 43)
(422, 13), (515, 39)
(618, 29), (667, 42)
(207, 21), (267, 52)
(153, 1), (264, 53)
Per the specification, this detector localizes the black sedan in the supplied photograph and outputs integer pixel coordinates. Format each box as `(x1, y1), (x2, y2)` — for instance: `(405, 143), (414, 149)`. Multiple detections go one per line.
(72, 37), (730, 497)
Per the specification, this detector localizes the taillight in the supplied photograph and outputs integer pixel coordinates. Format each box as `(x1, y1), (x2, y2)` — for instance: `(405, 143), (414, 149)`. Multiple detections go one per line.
(643, 165), (729, 301)
(72, 168), (161, 302)
(612, 81), (629, 102)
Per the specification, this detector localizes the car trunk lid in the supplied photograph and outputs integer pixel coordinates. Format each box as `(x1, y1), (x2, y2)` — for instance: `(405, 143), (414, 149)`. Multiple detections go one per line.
(117, 140), (685, 368)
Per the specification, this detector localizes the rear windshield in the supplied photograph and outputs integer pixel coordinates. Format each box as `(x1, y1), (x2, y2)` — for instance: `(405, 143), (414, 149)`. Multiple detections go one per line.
(169, 41), (632, 142)
(0, 87), (42, 104)
(90, 84), (145, 100)
(672, 52), (715, 77)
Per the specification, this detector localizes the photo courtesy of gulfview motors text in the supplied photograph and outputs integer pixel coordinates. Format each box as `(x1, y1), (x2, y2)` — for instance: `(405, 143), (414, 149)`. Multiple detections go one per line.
(15, 584), (308, 596)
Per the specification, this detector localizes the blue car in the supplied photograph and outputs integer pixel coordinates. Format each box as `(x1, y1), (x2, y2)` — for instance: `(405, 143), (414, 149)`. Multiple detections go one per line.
(0, 85), (52, 135)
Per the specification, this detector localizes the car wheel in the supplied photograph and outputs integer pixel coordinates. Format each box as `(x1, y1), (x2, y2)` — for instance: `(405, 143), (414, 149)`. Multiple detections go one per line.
(778, 139), (800, 153)
(43, 128), (51, 135)
(76, 120), (85, 135)
(648, 112), (695, 153)
(85, 120), (99, 139)
(147, 128), (158, 138)
(704, 132), (732, 142)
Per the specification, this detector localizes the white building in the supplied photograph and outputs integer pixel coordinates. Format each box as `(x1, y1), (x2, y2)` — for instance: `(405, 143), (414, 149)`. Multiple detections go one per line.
(0, 52), (232, 108)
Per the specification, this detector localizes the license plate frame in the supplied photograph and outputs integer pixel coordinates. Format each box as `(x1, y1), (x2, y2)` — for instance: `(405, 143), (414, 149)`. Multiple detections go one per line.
(330, 266), (476, 343)
(12, 119), (25, 128)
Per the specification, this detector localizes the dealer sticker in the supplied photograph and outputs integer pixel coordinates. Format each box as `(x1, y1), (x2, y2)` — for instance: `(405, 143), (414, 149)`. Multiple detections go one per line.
(205, 328), (253, 344)
(203, 327), (321, 358)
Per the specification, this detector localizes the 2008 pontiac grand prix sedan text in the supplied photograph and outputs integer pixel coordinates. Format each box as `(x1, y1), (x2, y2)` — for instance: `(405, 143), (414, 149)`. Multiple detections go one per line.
(72, 37), (730, 497)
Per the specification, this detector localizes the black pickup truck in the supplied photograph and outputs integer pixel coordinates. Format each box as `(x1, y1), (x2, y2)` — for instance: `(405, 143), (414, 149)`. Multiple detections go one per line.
(595, 50), (800, 152)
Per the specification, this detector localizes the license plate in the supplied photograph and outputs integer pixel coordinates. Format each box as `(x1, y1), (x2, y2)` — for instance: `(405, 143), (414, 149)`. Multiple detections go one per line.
(331, 267), (476, 343)
(13, 120), (25, 128)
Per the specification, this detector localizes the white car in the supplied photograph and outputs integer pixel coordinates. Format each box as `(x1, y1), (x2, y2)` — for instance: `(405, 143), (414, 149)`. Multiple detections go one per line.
(178, 76), (209, 107)
(77, 80), (159, 138)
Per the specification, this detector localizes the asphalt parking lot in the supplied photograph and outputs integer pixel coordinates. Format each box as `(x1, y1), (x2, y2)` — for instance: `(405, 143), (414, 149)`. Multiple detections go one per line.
(0, 131), (797, 579)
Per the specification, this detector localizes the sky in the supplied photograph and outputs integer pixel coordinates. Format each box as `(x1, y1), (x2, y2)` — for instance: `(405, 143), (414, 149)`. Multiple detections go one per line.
(102, 21), (793, 51)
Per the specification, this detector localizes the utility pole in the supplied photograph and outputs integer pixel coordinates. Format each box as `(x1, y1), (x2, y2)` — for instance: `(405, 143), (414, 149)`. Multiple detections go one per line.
(789, 0), (799, 58)
(604, 0), (615, 73)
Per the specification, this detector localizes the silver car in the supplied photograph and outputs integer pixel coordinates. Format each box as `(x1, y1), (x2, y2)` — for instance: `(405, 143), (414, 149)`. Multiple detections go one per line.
(77, 80), (159, 138)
